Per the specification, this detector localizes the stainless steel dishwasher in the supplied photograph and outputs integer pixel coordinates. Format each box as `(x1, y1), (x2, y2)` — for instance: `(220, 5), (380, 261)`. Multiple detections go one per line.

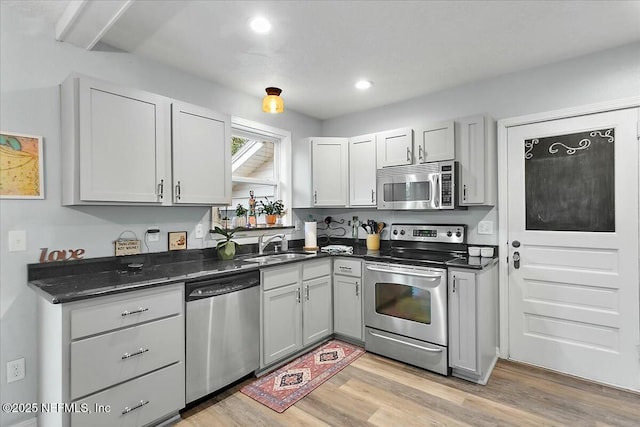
(185, 270), (260, 404)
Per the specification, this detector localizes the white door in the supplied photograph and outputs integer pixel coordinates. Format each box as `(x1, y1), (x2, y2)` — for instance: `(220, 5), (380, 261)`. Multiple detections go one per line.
(506, 107), (639, 391)
(302, 275), (333, 346)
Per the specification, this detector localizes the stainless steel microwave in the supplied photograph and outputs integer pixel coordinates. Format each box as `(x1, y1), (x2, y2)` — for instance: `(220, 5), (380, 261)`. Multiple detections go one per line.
(376, 160), (460, 210)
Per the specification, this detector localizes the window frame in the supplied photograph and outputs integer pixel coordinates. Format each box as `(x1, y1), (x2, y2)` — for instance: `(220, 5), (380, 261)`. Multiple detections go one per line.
(230, 117), (292, 228)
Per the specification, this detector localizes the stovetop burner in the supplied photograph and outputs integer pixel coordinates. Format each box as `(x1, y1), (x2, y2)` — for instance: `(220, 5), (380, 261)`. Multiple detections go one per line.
(383, 223), (468, 266)
(388, 249), (462, 265)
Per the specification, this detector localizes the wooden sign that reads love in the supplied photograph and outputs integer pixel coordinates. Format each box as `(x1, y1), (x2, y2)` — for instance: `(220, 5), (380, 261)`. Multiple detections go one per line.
(39, 248), (85, 263)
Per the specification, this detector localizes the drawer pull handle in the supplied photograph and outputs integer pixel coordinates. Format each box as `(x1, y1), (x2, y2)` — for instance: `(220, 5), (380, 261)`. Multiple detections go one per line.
(121, 307), (149, 317)
(122, 348), (149, 360)
(339, 266), (352, 270)
(122, 399), (149, 415)
(368, 330), (443, 353)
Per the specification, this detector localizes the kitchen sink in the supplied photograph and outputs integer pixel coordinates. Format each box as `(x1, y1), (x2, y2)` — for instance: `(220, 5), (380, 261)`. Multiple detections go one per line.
(243, 252), (314, 265)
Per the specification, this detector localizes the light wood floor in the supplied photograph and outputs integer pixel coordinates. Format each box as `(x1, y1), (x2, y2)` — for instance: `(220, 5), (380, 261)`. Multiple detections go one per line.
(177, 353), (640, 426)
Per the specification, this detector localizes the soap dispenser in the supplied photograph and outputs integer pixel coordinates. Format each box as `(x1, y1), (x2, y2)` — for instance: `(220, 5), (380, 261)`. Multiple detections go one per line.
(352, 216), (360, 239)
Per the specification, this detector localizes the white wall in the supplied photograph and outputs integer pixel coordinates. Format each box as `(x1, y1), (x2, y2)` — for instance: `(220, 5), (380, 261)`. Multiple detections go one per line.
(303, 42), (640, 246)
(0, 6), (321, 426)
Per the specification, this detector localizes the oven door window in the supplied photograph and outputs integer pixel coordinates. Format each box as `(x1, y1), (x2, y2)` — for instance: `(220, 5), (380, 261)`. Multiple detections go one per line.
(382, 180), (431, 202)
(374, 282), (431, 324)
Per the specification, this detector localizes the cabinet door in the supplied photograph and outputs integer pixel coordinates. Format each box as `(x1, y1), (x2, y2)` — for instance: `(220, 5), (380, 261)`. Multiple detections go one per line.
(311, 138), (348, 206)
(418, 120), (455, 163)
(302, 275), (333, 346)
(262, 283), (302, 366)
(78, 78), (166, 203)
(458, 115), (496, 206)
(349, 134), (377, 206)
(449, 270), (478, 373)
(172, 102), (231, 205)
(333, 275), (363, 341)
(376, 128), (413, 168)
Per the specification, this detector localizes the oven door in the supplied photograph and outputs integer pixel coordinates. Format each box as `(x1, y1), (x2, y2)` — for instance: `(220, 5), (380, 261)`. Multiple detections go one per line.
(363, 262), (447, 346)
(377, 171), (441, 210)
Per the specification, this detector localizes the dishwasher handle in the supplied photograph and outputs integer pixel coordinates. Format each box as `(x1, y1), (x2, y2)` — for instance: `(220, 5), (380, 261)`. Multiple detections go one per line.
(186, 271), (260, 301)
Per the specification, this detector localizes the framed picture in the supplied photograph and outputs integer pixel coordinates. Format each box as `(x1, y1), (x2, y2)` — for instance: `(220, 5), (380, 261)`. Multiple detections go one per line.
(1, 131), (45, 199)
(168, 231), (187, 251)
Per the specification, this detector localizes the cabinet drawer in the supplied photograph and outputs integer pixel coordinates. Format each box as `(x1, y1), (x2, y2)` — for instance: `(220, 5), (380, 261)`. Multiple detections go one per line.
(71, 362), (184, 427)
(333, 258), (361, 277)
(303, 259), (332, 281)
(71, 286), (183, 339)
(71, 315), (183, 400)
(262, 264), (300, 291)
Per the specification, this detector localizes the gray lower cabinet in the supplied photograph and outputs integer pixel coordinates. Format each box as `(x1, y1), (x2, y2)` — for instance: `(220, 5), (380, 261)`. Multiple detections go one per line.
(333, 258), (363, 342)
(448, 264), (498, 384)
(37, 283), (185, 427)
(261, 259), (332, 368)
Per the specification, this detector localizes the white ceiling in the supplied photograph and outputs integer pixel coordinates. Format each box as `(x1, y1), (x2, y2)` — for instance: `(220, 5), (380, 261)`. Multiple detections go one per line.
(5, 0), (640, 120)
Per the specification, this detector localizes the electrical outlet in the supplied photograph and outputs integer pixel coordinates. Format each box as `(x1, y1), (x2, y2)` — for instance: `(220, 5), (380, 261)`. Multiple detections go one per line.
(147, 226), (160, 242)
(8, 230), (27, 252)
(295, 221), (301, 231)
(477, 221), (493, 235)
(195, 223), (204, 239)
(7, 358), (25, 383)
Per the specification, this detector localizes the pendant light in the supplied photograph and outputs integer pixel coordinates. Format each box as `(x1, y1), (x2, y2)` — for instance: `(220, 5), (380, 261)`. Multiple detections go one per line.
(262, 87), (284, 113)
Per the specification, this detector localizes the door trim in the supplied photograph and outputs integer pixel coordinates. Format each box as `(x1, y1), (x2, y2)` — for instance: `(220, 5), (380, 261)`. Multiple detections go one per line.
(497, 96), (640, 358)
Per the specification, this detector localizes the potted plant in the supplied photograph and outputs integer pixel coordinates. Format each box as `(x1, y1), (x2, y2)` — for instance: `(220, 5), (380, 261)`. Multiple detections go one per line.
(235, 203), (248, 227)
(258, 197), (285, 225)
(213, 226), (241, 260)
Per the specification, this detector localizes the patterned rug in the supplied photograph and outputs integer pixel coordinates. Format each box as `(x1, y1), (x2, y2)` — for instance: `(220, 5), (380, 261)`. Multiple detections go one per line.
(240, 339), (365, 413)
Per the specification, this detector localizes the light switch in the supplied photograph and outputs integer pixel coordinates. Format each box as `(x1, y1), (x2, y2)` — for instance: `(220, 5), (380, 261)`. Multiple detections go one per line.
(8, 230), (27, 252)
(195, 223), (204, 239)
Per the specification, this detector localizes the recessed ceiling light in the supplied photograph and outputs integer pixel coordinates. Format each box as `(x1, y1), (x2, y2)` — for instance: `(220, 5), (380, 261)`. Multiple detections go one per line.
(355, 80), (373, 90)
(250, 17), (271, 34)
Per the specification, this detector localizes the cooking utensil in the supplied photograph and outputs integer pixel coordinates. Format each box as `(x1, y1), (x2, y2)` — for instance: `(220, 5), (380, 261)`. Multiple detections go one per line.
(377, 222), (385, 233)
(361, 224), (370, 234)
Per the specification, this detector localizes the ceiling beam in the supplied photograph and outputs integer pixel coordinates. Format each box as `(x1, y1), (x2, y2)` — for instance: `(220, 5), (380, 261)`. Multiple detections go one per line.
(56, 0), (134, 50)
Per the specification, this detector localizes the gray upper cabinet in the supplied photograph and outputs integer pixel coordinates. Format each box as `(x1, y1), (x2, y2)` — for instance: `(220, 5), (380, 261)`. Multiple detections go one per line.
(376, 127), (414, 168)
(417, 120), (455, 163)
(311, 137), (349, 206)
(61, 75), (231, 206)
(348, 134), (377, 207)
(457, 114), (497, 206)
(171, 102), (231, 205)
(62, 75), (168, 205)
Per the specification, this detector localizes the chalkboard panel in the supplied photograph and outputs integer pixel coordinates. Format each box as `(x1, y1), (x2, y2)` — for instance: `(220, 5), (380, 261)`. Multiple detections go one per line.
(525, 128), (615, 232)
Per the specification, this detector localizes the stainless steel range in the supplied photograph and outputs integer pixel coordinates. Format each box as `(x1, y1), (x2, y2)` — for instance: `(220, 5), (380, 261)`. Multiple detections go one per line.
(364, 223), (466, 375)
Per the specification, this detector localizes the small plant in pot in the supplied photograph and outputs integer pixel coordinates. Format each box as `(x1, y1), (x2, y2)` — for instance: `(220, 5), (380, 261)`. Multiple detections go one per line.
(235, 203), (248, 227)
(213, 226), (242, 260)
(258, 197), (285, 225)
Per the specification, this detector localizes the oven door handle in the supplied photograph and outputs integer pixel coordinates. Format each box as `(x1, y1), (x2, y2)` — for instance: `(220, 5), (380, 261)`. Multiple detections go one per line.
(366, 265), (441, 280)
(368, 330), (443, 353)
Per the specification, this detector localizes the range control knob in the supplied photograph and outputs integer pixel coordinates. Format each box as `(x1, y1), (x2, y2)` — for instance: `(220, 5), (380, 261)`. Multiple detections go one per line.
(400, 229), (405, 235)
(455, 231), (462, 238)
(446, 231), (453, 237)
(393, 229), (398, 235)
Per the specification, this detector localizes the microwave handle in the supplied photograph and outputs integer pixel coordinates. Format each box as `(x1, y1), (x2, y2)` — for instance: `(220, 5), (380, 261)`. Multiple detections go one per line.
(433, 174), (441, 209)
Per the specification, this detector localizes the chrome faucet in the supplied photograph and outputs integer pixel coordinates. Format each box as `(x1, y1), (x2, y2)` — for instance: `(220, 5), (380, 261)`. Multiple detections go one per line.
(258, 234), (286, 254)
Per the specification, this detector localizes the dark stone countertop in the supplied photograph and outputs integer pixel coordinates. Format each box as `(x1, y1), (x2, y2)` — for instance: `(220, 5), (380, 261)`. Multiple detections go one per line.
(28, 239), (498, 304)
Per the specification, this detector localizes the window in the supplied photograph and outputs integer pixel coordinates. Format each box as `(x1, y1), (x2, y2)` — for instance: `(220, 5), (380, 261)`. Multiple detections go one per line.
(229, 118), (291, 226)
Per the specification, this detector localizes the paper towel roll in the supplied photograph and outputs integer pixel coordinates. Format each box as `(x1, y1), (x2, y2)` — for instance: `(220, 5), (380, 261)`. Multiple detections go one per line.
(304, 222), (317, 248)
